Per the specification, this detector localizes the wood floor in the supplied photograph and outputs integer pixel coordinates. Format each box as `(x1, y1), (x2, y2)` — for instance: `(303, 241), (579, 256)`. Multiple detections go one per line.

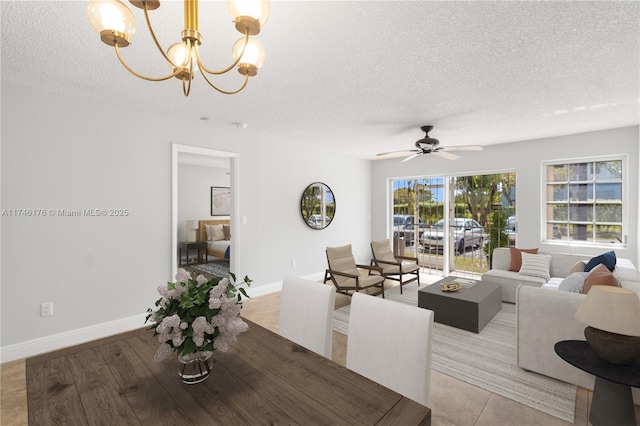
(2, 278), (639, 425)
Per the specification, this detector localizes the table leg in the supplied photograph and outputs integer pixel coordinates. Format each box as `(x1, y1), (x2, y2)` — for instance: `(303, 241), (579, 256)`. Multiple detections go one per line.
(590, 376), (636, 426)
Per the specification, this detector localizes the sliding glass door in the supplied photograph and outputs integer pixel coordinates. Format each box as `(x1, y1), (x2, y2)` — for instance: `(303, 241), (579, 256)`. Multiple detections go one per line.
(391, 172), (516, 276)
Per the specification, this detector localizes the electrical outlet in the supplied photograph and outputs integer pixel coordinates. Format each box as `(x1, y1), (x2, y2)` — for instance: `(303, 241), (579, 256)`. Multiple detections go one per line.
(41, 302), (53, 317)
(291, 259), (296, 268)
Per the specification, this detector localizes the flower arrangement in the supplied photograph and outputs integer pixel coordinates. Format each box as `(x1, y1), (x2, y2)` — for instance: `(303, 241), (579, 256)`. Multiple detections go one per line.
(145, 268), (252, 362)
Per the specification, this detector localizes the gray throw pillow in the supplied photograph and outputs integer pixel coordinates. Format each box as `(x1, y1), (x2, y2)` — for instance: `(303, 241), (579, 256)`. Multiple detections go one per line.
(558, 272), (589, 293)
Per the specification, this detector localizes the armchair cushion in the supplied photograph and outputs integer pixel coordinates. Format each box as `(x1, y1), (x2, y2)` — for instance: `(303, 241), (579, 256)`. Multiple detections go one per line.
(370, 239), (420, 293)
(326, 245), (359, 285)
(325, 244), (385, 297)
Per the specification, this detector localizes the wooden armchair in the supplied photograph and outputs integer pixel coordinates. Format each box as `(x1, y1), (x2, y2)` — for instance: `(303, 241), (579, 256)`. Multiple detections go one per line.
(370, 239), (420, 294)
(324, 244), (385, 298)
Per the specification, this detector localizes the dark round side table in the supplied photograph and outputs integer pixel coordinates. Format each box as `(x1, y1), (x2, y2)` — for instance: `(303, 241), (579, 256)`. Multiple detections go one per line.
(555, 340), (640, 426)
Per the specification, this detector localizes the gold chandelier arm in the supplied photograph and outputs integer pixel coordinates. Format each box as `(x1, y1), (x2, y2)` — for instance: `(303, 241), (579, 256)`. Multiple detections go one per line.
(196, 31), (249, 75)
(198, 61), (250, 95)
(114, 43), (184, 82)
(142, 3), (178, 67)
(182, 76), (192, 97)
(182, 54), (194, 97)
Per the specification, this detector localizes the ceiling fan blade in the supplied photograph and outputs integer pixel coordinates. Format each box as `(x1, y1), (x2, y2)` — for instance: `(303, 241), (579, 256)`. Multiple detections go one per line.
(432, 150), (460, 160)
(440, 145), (483, 152)
(377, 149), (419, 157)
(401, 152), (422, 162)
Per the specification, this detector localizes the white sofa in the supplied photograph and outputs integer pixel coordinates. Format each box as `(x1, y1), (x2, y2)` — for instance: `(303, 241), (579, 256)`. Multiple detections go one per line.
(491, 248), (640, 403)
(481, 247), (638, 303)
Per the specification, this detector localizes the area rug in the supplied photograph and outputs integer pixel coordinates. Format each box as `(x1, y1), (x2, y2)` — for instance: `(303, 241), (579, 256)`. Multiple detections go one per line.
(190, 260), (230, 278)
(332, 282), (577, 423)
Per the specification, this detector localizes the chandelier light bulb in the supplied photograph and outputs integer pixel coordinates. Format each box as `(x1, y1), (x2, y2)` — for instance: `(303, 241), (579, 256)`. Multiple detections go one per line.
(167, 42), (188, 68)
(167, 42), (195, 80)
(232, 37), (265, 75)
(87, 0), (136, 46)
(228, 0), (270, 35)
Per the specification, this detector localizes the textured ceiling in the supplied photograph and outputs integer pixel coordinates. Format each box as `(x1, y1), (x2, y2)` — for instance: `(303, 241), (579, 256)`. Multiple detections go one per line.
(2, 1), (639, 159)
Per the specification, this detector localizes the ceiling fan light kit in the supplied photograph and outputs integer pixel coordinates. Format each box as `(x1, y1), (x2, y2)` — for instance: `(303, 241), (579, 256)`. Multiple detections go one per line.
(377, 125), (483, 162)
(86, 0), (270, 96)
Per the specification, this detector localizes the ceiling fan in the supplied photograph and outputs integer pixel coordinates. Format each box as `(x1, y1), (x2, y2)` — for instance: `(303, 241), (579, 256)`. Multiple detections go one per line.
(377, 125), (483, 162)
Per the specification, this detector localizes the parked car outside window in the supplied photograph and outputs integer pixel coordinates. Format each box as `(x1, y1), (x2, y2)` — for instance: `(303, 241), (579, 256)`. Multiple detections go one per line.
(307, 214), (331, 229)
(507, 215), (516, 246)
(419, 218), (485, 254)
(392, 214), (428, 246)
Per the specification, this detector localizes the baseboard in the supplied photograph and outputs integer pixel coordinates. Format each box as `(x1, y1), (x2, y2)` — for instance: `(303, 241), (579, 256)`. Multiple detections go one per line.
(247, 281), (282, 297)
(1, 272), (327, 363)
(245, 272), (327, 298)
(0, 313), (147, 363)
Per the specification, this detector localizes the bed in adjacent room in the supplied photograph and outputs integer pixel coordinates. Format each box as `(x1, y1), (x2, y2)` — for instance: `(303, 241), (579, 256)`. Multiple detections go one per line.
(198, 219), (231, 261)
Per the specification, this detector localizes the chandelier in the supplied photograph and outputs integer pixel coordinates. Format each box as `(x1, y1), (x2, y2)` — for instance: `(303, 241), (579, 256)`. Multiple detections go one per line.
(86, 0), (270, 96)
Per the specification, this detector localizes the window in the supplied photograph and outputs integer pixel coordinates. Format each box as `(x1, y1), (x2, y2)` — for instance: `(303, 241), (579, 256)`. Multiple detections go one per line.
(544, 157), (625, 246)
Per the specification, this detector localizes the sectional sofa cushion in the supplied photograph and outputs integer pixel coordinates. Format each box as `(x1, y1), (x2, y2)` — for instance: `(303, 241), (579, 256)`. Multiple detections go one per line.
(584, 250), (616, 272)
(570, 261), (587, 274)
(518, 252), (552, 281)
(558, 272), (590, 293)
(508, 247), (539, 271)
(582, 263), (621, 294)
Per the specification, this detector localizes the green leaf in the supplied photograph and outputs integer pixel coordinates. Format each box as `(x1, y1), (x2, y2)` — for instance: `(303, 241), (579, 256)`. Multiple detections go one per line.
(181, 338), (197, 355)
(238, 287), (250, 299)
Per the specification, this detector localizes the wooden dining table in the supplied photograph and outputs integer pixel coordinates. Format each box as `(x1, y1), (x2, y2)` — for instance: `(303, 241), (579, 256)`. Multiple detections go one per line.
(27, 318), (431, 425)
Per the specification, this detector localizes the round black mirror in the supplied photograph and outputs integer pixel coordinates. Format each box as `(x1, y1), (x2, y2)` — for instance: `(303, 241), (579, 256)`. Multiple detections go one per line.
(301, 182), (335, 230)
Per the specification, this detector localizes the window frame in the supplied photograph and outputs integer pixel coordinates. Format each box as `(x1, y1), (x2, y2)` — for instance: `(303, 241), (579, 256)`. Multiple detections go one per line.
(541, 154), (627, 248)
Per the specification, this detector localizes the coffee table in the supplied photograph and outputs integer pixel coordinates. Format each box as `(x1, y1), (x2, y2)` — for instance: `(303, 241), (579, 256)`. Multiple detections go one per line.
(417, 276), (501, 333)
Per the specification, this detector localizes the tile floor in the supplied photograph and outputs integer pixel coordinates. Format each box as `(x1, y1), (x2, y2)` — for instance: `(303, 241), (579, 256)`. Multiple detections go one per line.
(2, 278), (639, 426)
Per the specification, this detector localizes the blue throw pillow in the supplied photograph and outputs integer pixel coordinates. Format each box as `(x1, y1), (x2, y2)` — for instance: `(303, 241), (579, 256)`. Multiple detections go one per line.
(584, 251), (616, 272)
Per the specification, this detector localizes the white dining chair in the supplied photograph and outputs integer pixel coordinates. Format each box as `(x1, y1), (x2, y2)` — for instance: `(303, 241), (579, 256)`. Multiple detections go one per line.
(346, 292), (434, 407)
(278, 275), (336, 358)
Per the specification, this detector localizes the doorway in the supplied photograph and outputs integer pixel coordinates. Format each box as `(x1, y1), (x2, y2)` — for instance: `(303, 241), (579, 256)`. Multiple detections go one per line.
(171, 144), (239, 278)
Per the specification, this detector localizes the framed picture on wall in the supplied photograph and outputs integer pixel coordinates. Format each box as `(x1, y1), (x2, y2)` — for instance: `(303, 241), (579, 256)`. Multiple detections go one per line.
(211, 186), (231, 216)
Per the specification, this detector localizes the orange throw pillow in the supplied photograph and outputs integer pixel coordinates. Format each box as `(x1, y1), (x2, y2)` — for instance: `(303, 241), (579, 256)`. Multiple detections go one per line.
(509, 247), (539, 271)
(582, 264), (621, 294)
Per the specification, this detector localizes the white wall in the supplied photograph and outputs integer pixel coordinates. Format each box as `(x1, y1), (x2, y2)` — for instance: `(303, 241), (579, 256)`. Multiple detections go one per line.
(0, 82), (372, 361)
(177, 162), (230, 242)
(372, 126), (639, 262)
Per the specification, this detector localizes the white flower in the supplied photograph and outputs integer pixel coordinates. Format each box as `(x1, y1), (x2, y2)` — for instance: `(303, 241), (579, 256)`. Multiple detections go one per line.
(209, 297), (222, 309)
(175, 268), (191, 284)
(196, 274), (208, 286)
(213, 339), (229, 352)
(210, 315), (226, 327)
(154, 343), (174, 361)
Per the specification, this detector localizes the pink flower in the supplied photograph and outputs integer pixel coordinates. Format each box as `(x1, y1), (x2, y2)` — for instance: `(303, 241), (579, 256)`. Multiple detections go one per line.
(175, 268), (191, 284)
(196, 275), (208, 286)
(154, 343), (174, 361)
